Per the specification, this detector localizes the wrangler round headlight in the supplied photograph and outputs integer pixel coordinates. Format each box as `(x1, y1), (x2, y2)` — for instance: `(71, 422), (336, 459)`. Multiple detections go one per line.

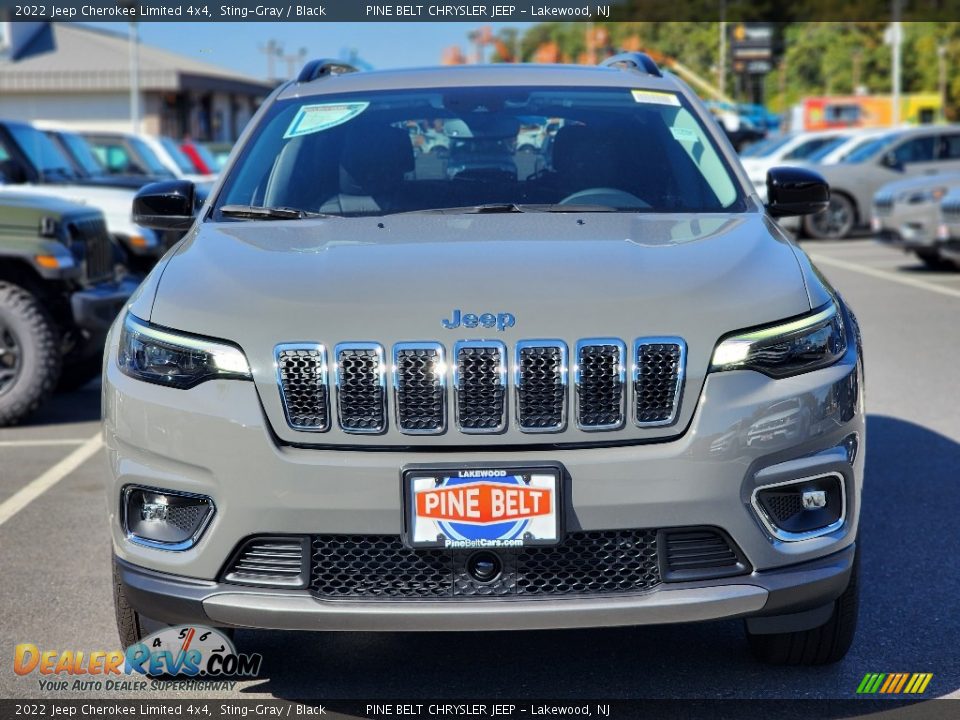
(118, 312), (251, 389)
(710, 302), (847, 379)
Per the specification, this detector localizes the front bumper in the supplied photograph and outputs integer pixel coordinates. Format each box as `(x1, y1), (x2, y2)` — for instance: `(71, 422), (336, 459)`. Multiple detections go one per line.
(873, 205), (940, 251)
(71, 277), (139, 334)
(116, 543), (855, 631)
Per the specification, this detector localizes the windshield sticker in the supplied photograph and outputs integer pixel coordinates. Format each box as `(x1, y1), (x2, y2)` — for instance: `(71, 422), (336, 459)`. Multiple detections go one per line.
(283, 102), (370, 139)
(670, 127), (699, 143)
(631, 90), (681, 107)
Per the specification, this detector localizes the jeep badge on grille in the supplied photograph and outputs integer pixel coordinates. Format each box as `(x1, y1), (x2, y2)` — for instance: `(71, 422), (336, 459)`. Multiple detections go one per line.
(442, 309), (516, 332)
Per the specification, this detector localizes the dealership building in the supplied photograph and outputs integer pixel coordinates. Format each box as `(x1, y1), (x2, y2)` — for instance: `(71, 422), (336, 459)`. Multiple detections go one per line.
(0, 23), (273, 141)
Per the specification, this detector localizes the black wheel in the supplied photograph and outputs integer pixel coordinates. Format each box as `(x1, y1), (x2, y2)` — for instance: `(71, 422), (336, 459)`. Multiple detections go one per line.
(0, 282), (61, 426)
(804, 194), (857, 240)
(746, 548), (859, 665)
(915, 249), (950, 270)
(56, 353), (103, 393)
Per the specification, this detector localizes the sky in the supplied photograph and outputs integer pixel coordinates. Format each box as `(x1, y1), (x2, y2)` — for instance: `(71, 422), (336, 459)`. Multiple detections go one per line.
(83, 22), (534, 80)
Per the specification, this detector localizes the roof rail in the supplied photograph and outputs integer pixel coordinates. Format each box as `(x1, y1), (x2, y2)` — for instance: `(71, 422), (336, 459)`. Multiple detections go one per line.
(297, 58), (359, 83)
(600, 52), (662, 78)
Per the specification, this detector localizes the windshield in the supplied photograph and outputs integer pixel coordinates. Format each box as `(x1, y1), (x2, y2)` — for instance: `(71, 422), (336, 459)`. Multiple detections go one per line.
(843, 133), (899, 164)
(8, 124), (76, 179)
(783, 135), (843, 160)
(58, 133), (105, 176)
(803, 137), (850, 163)
(740, 134), (794, 158)
(159, 137), (198, 174)
(128, 137), (174, 176)
(214, 86), (744, 218)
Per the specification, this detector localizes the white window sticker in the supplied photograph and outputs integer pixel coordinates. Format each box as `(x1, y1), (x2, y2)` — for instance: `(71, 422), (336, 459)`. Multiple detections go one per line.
(283, 102), (370, 139)
(631, 90), (681, 107)
(670, 127), (699, 143)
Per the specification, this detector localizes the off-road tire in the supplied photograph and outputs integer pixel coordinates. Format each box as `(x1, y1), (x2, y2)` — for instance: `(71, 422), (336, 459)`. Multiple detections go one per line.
(0, 282), (61, 426)
(746, 548), (860, 665)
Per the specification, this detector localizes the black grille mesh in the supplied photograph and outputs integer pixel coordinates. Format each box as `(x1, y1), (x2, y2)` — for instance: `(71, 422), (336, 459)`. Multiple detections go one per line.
(517, 345), (565, 431)
(337, 347), (386, 432)
(576, 344), (624, 428)
(635, 342), (683, 424)
(277, 348), (329, 430)
(760, 492), (805, 523)
(309, 530), (660, 599)
(395, 347), (444, 432)
(69, 217), (113, 284)
(456, 345), (505, 431)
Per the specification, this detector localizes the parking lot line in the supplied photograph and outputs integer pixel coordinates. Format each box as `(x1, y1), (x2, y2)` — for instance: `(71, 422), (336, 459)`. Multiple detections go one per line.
(809, 253), (960, 300)
(0, 432), (102, 529)
(0, 439), (88, 448)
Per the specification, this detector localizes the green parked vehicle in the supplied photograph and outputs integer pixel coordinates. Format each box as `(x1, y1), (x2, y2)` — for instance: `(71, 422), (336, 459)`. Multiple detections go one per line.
(0, 192), (137, 425)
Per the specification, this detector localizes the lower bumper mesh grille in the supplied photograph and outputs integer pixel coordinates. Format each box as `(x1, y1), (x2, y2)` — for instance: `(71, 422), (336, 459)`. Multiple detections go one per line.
(309, 530), (661, 600)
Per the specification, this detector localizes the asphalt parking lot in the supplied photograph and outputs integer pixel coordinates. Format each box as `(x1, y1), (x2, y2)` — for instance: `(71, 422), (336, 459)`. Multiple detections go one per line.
(2, 238), (959, 702)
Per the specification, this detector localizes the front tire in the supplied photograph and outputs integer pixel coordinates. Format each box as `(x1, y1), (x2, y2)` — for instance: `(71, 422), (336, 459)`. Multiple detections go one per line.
(746, 548), (859, 665)
(0, 282), (61, 426)
(915, 249), (951, 270)
(804, 194), (857, 240)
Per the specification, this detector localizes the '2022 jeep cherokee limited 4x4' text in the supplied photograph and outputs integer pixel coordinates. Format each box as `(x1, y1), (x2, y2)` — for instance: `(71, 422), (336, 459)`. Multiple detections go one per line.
(105, 56), (864, 665)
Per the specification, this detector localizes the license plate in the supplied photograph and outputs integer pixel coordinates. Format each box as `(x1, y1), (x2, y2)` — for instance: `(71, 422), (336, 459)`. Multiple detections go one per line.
(404, 466), (561, 549)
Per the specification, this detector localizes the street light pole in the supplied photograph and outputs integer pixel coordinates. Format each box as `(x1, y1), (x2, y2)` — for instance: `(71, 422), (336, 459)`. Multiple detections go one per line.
(718, 1), (727, 98)
(128, 21), (140, 134)
(891, 0), (902, 125)
(939, 43), (947, 122)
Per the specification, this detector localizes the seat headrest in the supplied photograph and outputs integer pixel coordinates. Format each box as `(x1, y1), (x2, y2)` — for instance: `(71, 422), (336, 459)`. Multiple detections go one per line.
(340, 124), (414, 196)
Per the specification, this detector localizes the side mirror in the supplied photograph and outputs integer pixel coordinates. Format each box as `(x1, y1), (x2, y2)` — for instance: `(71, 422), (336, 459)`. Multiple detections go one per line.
(132, 180), (196, 231)
(0, 159), (29, 184)
(765, 166), (830, 218)
(882, 151), (903, 172)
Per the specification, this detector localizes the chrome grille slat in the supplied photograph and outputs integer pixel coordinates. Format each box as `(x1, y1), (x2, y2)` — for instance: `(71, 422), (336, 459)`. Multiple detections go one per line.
(575, 339), (626, 431)
(69, 217), (113, 284)
(454, 341), (507, 433)
(275, 344), (330, 431)
(633, 338), (686, 427)
(515, 340), (567, 433)
(223, 537), (308, 588)
(393, 343), (446, 435)
(335, 343), (387, 434)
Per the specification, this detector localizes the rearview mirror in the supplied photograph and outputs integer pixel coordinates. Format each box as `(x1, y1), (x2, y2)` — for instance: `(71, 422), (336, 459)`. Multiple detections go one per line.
(765, 166), (830, 218)
(132, 180), (196, 231)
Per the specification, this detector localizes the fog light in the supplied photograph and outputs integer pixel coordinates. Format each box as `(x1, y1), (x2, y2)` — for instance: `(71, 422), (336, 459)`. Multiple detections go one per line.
(801, 490), (827, 509)
(752, 473), (844, 541)
(122, 486), (215, 551)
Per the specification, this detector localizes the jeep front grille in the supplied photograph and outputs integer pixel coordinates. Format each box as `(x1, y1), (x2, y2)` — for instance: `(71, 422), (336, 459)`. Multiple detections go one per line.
(454, 341), (507, 433)
(276, 344), (329, 431)
(515, 341), (567, 432)
(276, 337), (686, 437)
(335, 343), (387, 434)
(634, 339), (685, 426)
(309, 530), (661, 600)
(68, 217), (113, 284)
(575, 339), (626, 431)
(393, 343), (446, 434)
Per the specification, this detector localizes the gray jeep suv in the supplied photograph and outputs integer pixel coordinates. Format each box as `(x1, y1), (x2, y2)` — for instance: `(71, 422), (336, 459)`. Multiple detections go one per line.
(105, 56), (864, 665)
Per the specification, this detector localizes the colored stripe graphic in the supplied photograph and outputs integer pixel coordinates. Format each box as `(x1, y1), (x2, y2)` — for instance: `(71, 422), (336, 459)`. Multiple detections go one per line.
(857, 672), (933, 694)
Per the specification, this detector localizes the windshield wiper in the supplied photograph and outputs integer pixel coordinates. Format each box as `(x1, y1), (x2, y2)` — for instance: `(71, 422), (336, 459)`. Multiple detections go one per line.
(219, 205), (329, 220)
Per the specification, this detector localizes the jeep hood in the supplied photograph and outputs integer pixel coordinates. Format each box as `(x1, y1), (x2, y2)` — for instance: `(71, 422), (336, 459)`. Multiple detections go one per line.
(146, 212), (817, 446)
(0, 183), (142, 237)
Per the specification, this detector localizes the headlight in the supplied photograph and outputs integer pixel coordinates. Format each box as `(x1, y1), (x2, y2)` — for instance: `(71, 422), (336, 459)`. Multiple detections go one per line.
(118, 312), (251, 389)
(904, 187), (947, 204)
(710, 302), (847, 378)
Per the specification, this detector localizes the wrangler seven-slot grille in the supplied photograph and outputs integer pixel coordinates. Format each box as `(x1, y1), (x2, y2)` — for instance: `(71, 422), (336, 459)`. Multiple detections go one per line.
(67, 216), (113, 284)
(275, 338), (686, 436)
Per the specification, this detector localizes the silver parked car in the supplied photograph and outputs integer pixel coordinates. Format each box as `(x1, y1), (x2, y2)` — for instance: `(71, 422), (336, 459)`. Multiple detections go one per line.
(936, 188), (960, 268)
(872, 171), (960, 268)
(104, 56), (865, 665)
(802, 125), (960, 239)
